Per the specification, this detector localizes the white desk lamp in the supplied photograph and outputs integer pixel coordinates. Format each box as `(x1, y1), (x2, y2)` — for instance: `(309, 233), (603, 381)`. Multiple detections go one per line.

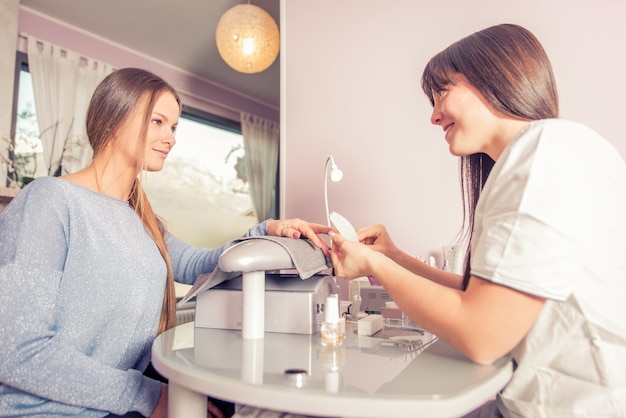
(323, 155), (363, 318)
(324, 155), (343, 227)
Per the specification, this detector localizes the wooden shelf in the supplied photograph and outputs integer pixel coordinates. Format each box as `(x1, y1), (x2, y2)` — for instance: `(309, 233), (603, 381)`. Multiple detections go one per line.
(0, 187), (19, 212)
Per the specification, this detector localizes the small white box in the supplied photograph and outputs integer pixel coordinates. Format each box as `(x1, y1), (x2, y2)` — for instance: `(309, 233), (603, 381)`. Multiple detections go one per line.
(195, 273), (335, 334)
(357, 314), (384, 336)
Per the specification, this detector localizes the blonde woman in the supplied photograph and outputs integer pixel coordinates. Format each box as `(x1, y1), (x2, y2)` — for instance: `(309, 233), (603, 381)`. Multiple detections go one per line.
(0, 68), (330, 417)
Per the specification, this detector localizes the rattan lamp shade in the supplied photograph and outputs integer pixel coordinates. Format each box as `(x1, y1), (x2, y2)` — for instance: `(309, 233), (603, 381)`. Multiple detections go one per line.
(215, 4), (280, 74)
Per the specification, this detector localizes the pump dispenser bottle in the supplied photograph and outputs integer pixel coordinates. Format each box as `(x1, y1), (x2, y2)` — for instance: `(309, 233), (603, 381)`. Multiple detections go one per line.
(321, 294), (344, 348)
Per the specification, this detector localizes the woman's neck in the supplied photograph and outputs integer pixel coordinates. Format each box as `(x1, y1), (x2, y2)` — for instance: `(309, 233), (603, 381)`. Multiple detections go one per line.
(488, 119), (531, 161)
(63, 159), (137, 201)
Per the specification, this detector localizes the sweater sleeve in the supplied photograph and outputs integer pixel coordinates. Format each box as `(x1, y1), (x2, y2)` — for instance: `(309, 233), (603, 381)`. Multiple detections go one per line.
(166, 220), (270, 285)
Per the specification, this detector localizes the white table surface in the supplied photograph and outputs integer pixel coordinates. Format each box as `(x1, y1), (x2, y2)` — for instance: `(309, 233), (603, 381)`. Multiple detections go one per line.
(152, 321), (512, 418)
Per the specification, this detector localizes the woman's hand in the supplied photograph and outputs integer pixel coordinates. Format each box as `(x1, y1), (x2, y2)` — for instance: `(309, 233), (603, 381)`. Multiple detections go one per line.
(329, 231), (380, 280)
(266, 218), (332, 256)
(357, 224), (401, 260)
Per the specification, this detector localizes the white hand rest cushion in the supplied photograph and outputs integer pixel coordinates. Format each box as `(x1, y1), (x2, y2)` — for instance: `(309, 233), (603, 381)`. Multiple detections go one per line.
(219, 239), (295, 272)
(180, 237), (330, 306)
(220, 236), (331, 279)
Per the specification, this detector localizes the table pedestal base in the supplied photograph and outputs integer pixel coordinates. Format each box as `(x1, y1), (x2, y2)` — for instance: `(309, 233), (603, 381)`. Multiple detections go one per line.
(168, 381), (207, 418)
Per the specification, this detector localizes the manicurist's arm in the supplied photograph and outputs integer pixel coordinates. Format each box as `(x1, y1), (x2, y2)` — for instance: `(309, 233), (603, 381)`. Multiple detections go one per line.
(356, 224), (463, 289)
(331, 232), (545, 364)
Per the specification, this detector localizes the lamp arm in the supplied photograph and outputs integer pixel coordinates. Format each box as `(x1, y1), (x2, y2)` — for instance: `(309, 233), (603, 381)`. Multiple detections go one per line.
(324, 157), (332, 227)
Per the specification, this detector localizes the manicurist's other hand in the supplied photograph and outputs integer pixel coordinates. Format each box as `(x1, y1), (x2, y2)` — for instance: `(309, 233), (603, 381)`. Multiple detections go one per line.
(357, 224), (401, 260)
(266, 218), (332, 256)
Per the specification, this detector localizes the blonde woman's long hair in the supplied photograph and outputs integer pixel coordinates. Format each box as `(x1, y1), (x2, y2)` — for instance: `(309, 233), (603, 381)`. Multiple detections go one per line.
(86, 68), (181, 334)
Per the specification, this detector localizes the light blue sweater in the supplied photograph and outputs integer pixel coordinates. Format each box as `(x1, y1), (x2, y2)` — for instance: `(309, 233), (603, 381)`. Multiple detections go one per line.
(0, 177), (267, 417)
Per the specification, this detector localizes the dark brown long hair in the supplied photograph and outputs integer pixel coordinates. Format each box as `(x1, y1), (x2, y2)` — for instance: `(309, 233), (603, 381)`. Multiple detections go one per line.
(86, 68), (181, 333)
(421, 24), (559, 290)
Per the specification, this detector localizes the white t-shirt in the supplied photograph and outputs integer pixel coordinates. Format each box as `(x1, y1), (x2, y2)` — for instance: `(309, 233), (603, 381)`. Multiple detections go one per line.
(470, 119), (626, 417)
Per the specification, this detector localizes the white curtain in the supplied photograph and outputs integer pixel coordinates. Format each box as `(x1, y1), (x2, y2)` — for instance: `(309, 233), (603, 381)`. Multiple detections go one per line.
(27, 36), (113, 175)
(241, 112), (279, 222)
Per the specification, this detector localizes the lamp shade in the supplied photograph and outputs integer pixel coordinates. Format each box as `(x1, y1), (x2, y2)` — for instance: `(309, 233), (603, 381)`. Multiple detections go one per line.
(215, 4), (280, 74)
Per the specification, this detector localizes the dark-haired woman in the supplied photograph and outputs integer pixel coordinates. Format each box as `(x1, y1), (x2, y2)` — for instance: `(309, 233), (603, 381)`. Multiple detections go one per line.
(330, 24), (626, 417)
(0, 67), (330, 417)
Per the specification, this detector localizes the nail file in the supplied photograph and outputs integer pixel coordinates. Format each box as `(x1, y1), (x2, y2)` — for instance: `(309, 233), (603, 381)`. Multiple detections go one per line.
(329, 211), (358, 242)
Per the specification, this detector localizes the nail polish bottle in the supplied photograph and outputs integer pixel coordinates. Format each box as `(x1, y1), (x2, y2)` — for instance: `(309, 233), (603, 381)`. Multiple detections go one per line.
(321, 294), (344, 348)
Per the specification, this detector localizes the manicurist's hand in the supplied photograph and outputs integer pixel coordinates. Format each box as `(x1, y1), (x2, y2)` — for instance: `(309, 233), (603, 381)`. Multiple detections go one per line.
(357, 224), (402, 260)
(266, 218), (332, 256)
(330, 231), (382, 280)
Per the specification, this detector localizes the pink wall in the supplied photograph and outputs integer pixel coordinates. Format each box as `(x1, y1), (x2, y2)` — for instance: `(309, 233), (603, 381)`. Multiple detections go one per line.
(281, 0), (626, 262)
(18, 7), (279, 123)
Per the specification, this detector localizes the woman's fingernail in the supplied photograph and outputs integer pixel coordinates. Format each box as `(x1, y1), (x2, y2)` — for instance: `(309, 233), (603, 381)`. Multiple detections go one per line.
(328, 231), (336, 237)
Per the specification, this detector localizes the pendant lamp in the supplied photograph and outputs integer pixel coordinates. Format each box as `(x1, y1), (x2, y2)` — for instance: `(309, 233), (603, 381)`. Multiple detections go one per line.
(215, 3), (280, 74)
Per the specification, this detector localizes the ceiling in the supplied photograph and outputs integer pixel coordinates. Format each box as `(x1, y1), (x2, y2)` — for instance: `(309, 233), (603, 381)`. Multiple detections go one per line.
(20, 0), (281, 108)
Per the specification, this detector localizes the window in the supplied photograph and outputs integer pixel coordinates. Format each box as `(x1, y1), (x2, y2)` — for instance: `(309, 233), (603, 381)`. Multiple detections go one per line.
(9, 54), (45, 187)
(145, 112), (257, 249)
(11, 55), (257, 248)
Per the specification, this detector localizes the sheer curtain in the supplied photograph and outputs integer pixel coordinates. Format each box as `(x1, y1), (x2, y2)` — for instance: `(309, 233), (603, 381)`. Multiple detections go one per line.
(27, 35), (113, 175)
(241, 112), (279, 222)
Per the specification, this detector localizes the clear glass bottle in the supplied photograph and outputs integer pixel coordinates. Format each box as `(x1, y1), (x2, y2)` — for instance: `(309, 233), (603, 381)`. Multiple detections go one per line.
(321, 294), (344, 348)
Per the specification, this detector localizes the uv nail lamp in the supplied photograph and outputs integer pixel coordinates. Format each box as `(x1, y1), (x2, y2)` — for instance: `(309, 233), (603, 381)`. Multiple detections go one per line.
(194, 239), (335, 336)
